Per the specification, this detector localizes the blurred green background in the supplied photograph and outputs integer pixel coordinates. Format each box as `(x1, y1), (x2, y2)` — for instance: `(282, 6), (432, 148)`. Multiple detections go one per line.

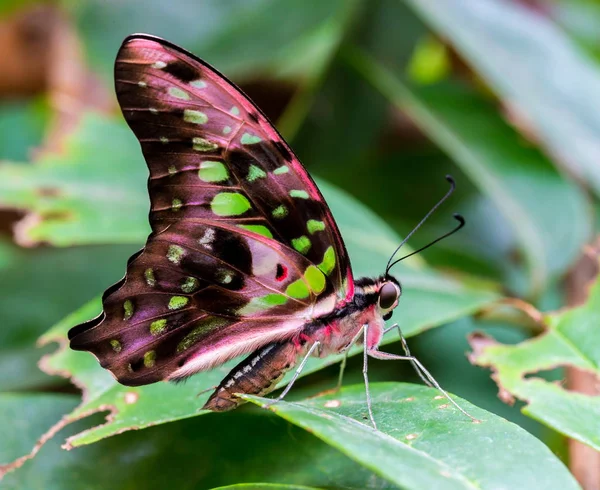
(0, 0), (599, 488)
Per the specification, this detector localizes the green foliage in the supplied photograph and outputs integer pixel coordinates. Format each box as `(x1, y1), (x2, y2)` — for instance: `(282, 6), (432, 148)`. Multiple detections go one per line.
(245, 384), (579, 489)
(471, 267), (600, 451)
(346, 50), (591, 295)
(0, 98), (49, 161)
(0, 116), (149, 246)
(1, 0), (599, 488)
(405, 0), (600, 198)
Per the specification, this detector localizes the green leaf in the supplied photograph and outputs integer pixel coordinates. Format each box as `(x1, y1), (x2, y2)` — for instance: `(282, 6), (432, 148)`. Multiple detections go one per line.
(3, 407), (388, 488)
(403, 0), (600, 199)
(0, 114), (150, 246)
(345, 48), (592, 295)
(244, 383), (579, 490)
(470, 266), (600, 451)
(0, 393), (78, 474)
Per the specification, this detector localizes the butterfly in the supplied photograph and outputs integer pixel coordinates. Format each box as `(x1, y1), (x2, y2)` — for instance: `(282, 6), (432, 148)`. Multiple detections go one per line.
(68, 34), (470, 427)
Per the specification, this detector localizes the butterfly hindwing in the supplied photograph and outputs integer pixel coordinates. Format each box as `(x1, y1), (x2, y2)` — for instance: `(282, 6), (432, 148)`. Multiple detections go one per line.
(69, 34), (354, 385)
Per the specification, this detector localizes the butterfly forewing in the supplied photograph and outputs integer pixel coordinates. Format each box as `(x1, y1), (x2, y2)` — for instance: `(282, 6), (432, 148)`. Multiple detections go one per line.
(69, 34), (353, 385)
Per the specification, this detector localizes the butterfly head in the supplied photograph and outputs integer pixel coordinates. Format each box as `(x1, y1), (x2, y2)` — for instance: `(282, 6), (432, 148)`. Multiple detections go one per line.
(378, 275), (402, 321)
(355, 275), (402, 321)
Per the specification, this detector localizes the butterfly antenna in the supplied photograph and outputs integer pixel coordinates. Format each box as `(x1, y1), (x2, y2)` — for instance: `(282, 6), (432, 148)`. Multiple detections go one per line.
(387, 214), (465, 270)
(385, 175), (457, 275)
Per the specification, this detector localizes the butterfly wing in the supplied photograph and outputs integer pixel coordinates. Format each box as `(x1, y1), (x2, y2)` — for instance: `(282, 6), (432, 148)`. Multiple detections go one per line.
(68, 34), (354, 385)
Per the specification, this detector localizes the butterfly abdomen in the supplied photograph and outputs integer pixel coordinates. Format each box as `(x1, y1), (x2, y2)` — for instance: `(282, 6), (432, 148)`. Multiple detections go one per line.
(203, 341), (299, 411)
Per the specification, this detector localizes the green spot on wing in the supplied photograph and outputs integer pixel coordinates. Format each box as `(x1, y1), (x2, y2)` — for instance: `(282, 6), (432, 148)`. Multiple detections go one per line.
(290, 190), (309, 199)
(273, 165), (289, 175)
(319, 246), (336, 275)
(123, 300), (134, 320)
(110, 339), (122, 353)
(193, 137), (218, 152)
(177, 318), (229, 352)
(307, 219), (325, 234)
(168, 165), (177, 175)
(198, 161), (228, 182)
(216, 269), (233, 284)
(223, 126), (232, 135)
(285, 279), (310, 299)
(181, 277), (199, 293)
(168, 296), (189, 310)
(247, 164), (267, 182)
(292, 236), (311, 255)
(172, 198), (182, 211)
(144, 268), (156, 287)
(167, 245), (185, 264)
(183, 109), (208, 124)
(143, 350), (156, 368)
(150, 319), (167, 336)
(211, 192), (251, 216)
(168, 87), (190, 100)
(241, 132), (262, 145)
(190, 79), (207, 89)
(304, 265), (326, 294)
(237, 224), (273, 238)
(238, 293), (288, 315)
(272, 205), (288, 219)
(230, 106), (240, 116)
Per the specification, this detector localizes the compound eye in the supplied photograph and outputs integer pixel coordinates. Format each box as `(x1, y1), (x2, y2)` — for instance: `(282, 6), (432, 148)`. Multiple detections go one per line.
(378, 282), (399, 310)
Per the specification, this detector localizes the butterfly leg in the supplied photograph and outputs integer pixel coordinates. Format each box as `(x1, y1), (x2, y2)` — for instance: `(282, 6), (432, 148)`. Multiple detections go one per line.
(196, 385), (218, 397)
(362, 324), (378, 429)
(334, 325), (365, 392)
(367, 348), (479, 422)
(383, 323), (432, 387)
(335, 351), (348, 392)
(264, 340), (321, 409)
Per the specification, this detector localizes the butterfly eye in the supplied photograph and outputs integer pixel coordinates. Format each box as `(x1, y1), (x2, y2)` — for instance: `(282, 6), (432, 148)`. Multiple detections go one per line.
(383, 311), (393, 321)
(378, 282), (399, 310)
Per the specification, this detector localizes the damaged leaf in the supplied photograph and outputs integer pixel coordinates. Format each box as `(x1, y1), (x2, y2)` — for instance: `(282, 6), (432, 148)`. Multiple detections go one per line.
(470, 263), (600, 451)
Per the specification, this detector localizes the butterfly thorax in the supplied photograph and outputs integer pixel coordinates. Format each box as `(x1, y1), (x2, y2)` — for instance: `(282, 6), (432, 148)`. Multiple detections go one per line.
(303, 275), (396, 354)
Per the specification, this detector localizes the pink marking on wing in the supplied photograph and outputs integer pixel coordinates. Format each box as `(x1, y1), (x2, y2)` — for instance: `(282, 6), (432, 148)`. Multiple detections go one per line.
(345, 266), (355, 301)
(170, 317), (305, 379)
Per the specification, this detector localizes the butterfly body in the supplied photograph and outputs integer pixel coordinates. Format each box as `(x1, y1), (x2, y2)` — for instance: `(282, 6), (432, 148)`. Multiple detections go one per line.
(203, 275), (396, 410)
(68, 34), (402, 413)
